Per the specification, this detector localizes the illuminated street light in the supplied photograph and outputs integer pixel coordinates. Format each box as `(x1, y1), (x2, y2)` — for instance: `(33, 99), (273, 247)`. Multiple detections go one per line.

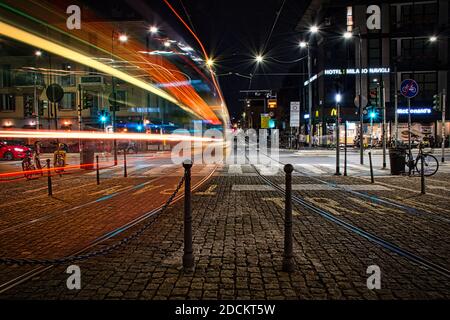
(149, 26), (159, 34)
(335, 93), (342, 103)
(206, 58), (214, 67)
(310, 25), (319, 33)
(429, 36), (438, 42)
(343, 31), (353, 39)
(164, 41), (171, 47)
(255, 55), (264, 63)
(299, 41), (307, 48)
(118, 34), (128, 42)
(34, 50), (42, 56)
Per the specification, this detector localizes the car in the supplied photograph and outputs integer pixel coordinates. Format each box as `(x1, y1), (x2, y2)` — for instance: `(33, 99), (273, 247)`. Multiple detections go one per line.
(0, 141), (31, 161)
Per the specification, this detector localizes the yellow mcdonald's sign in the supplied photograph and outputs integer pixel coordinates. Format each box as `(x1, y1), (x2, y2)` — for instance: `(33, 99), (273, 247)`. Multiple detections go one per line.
(331, 108), (337, 116)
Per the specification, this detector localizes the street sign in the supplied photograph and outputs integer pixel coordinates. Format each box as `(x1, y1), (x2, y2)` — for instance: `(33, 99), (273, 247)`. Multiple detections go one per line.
(261, 114), (270, 129)
(290, 101), (300, 127)
(400, 79), (419, 98)
(354, 95), (368, 108)
(46, 84), (64, 103)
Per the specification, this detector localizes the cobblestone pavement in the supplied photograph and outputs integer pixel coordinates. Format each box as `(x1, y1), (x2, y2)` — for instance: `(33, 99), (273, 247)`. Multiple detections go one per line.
(0, 162), (214, 291)
(1, 165), (449, 299)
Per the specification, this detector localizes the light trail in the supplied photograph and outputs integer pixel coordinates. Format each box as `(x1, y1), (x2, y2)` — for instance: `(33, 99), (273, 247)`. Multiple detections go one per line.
(0, 130), (223, 142)
(0, 21), (204, 120)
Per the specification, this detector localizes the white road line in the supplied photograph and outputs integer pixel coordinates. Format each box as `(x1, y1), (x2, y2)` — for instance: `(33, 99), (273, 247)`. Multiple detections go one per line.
(228, 164), (243, 174)
(294, 164), (328, 175)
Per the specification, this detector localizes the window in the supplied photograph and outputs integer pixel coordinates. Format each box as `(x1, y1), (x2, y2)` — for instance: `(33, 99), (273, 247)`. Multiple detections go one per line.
(0, 94), (15, 111)
(398, 3), (437, 29)
(116, 90), (127, 109)
(59, 92), (76, 110)
(368, 38), (381, 67)
(0, 65), (11, 88)
(60, 63), (75, 87)
(401, 38), (437, 61)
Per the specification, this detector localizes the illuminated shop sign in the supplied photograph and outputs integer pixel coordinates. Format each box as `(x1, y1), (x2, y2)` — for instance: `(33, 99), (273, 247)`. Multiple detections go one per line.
(397, 108), (432, 115)
(304, 67), (390, 86)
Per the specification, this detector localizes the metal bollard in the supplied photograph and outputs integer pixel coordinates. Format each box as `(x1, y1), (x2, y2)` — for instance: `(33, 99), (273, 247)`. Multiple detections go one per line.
(283, 164), (295, 272)
(421, 156), (426, 194)
(344, 121), (348, 176)
(123, 149), (127, 178)
(96, 155), (100, 185)
(46, 159), (52, 196)
(369, 151), (374, 184)
(182, 160), (194, 271)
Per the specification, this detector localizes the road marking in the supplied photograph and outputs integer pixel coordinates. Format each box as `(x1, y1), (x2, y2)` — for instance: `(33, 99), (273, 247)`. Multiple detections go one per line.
(262, 197), (300, 216)
(89, 185), (131, 196)
(195, 184), (217, 196)
(294, 164), (327, 174)
(132, 184), (164, 195)
(228, 164), (243, 174)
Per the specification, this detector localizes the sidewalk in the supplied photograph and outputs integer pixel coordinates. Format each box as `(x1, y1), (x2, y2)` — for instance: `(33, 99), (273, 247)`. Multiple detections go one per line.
(2, 169), (448, 299)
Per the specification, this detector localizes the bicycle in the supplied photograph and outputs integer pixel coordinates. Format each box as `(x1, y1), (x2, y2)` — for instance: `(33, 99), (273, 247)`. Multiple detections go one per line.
(405, 143), (439, 177)
(22, 151), (44, 180)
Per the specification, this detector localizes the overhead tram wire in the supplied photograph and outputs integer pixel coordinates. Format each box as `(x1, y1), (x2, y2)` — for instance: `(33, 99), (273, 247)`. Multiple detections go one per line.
(246, 0), (287, 94)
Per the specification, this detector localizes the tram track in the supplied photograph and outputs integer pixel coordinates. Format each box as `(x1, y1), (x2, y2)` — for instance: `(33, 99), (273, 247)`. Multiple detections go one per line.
(249, 161), (450, 279)
(240, 141), (450, 279)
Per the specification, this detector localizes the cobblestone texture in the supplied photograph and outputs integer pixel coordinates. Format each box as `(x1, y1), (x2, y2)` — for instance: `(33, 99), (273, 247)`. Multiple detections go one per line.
(0, 165), (449, 299)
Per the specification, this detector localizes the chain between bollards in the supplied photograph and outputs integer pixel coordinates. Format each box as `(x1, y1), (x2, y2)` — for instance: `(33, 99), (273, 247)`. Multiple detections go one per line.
(46, 159), (52, 196)
(283, 164), (295, 272)
(96, 155), (100, 185)
(369, 151), (374, 184)
(123, 149), (127, 178)
(421, 156), (426, 194)
(182, 160), (194, 271)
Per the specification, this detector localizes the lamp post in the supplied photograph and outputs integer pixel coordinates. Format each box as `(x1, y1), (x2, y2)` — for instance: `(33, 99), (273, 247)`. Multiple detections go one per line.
(300, 41), (312, 148)
(111, 30), (127, 166)
(335, 93), (342, 176)
(34, 50), (41, 131)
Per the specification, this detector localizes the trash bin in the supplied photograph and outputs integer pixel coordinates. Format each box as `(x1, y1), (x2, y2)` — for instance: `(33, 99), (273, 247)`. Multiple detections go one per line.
(389, 147), (406, 175)
(80, 142), (95, 170)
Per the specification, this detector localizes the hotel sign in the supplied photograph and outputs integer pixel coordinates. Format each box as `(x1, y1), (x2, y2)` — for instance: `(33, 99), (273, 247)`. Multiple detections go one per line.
(324, 68), (390, 75)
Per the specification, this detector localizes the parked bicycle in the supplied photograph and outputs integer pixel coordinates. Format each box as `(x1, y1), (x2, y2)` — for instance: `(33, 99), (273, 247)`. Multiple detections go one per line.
(22, 142), (44, 180)
(406, 143), (439, 177)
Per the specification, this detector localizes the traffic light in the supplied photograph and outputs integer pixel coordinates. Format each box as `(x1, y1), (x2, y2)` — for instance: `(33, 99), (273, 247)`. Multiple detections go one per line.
(83, 92), (94, 109)
(433, 93), (441, 111)
(98, 110), (109, 123)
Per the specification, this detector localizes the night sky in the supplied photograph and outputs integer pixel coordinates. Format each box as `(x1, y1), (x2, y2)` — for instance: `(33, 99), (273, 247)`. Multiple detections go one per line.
(164, 0), (311, 119)
(90, 0), (311, 119)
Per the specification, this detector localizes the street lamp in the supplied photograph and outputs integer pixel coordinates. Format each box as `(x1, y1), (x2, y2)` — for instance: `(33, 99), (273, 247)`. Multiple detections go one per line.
(343, 31), (352, 39)
(429, 36), (438, 42)
(255, 55), (264, 63)
(149, 26), (159, 34)
(344, 29), (364, 165)
(335, 93), (342, 175)
(206, 58), (214, 67)
(118, 34), (128, 43)
(34, 50), (42, 57)
(111, 30), (128, 165)
(310, 25), (319, 34)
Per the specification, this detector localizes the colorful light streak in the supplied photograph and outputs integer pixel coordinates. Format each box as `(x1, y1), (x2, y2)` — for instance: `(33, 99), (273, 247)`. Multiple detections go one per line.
(0, 130), (223, 142)
(0, 1), (224, 124)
